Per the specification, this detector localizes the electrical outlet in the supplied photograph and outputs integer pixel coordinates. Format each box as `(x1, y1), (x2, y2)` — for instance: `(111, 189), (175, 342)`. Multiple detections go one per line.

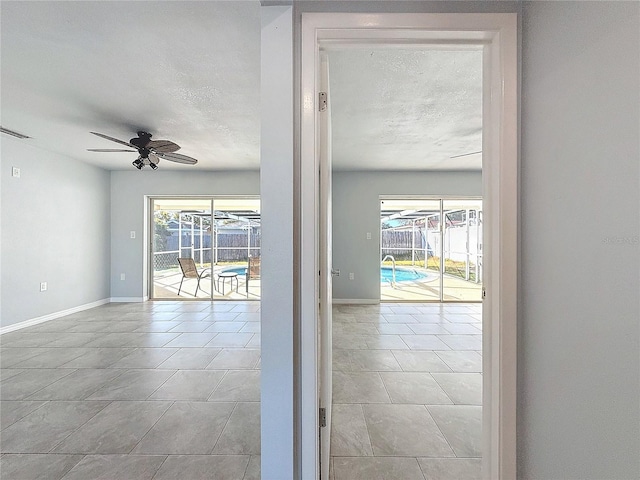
(12, 167), (21, 178)
(349, 272), (355, 280)
(120, 273), (126, 281)
(366, 232), (372, 240)
(40, 282), (47, 292)
(130, 231), (136, 239)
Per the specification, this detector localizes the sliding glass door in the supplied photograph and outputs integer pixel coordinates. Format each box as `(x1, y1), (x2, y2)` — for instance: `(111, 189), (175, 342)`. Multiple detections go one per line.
(149, 196), (261, 300)
(380, 197), (482, 302)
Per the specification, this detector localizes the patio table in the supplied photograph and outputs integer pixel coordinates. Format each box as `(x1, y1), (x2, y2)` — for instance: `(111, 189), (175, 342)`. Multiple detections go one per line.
(217, 271), (239, 295)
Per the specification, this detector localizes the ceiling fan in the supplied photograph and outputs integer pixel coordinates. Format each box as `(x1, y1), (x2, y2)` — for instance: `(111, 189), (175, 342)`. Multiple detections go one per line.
(88, 131), (198, 169)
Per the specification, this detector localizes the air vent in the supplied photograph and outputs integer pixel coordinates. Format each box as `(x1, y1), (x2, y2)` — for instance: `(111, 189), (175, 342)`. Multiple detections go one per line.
(0, 126), (31, 139)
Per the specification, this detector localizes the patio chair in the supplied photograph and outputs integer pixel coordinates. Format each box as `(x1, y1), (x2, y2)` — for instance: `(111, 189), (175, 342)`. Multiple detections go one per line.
(246, 255), (260, 296)
(177, 257), (211, 296)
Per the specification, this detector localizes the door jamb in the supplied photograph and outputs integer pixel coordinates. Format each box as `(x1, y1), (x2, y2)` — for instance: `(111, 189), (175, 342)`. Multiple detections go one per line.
(298, 12), (518, 480)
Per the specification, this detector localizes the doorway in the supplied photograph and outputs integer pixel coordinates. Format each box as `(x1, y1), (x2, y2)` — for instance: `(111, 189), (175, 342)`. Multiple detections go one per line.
(299, 12), (517, 480)
(326, 48), (484, 478)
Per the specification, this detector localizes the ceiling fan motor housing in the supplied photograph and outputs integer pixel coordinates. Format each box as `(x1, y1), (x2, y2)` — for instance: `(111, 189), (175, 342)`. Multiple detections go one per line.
(130, 131), (152, 149)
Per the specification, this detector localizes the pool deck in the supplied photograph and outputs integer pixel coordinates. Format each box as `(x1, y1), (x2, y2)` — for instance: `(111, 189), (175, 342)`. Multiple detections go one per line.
(380, 269), (482, 302)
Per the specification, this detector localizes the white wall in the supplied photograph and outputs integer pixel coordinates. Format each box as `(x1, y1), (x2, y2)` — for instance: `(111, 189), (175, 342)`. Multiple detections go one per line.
(1, 139), (111, 327)
(519, 2), (639, 478)
(332, 171), (481, 301)
(109, 170), (259, 299)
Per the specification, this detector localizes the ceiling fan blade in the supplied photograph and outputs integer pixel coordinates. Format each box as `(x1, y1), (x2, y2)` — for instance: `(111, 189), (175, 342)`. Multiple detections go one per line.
(90, 131), (137, 149)
(148, 153), (160, 164)
(449, 150), (482, 159)
(156, 152), (198, 165)
(87, 148), (136, 152)
(147, 140), (180, 153)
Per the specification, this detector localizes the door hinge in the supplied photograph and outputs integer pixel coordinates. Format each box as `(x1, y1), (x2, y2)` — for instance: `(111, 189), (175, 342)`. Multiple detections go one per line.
(482, 287), (486, 299)
(318, 92), (327, 112)
(319, 407), (327, 427)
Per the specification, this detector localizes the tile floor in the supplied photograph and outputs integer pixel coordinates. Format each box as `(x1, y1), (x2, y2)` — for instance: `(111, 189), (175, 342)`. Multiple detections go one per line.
(0, 301), (480, 480)
(0, 301), (261, 480)
(329, 303), (482, 480)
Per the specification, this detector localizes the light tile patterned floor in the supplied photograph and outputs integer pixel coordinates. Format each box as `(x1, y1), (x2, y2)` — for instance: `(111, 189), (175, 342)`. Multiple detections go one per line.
(1, 301), (480, 480)
(0, 301), (260, 480)
(330, 303), (482, 480)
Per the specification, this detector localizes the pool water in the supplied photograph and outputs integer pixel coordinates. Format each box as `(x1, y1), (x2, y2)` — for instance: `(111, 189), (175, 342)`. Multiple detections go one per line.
(221, 266), (247, 275)
(381, 266), (431, 283)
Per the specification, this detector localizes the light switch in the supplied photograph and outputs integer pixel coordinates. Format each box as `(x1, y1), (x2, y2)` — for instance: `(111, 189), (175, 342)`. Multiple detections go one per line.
(366, 232), (372, 240)
(11, 167), (20, 178)
(130, 231), (136, 239)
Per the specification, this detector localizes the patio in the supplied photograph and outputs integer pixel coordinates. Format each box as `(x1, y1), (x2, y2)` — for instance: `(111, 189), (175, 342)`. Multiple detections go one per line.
(153, 265), (261, 301)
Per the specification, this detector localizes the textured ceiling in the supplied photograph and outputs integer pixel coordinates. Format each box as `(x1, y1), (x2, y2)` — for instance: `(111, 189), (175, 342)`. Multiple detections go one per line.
(1, 1), (261, 171)
(328, 48), (483, 171)
(1, 2), (482, 172)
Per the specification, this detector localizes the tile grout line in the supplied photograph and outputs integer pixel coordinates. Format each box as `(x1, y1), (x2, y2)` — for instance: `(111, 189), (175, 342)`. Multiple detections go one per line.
(44, 400), (113, 455)
(207, 400), (239, 455)
(126, 400), (176, 455)
(147, 454), (171, 480)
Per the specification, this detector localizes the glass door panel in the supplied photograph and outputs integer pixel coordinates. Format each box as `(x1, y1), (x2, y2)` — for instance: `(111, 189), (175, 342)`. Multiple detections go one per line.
(442, 199), (483, 302)
(151, 198), (213, 299)
(380, 198), (441, 302)
(212, 198), (261, 300)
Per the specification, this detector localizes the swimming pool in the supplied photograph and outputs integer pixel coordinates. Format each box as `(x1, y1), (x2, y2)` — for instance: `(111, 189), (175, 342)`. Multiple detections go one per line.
(223, 266), (431, 283)
(221, 266), (247, 275)
(381, 266), (433, 283)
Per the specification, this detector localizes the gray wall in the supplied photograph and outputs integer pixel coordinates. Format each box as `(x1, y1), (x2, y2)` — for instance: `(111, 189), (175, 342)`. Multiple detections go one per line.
(1, 138), (111, 327)
(332, 171), (482, 301)
(260, 6), (295, 479)
(110, 170), (259, 299)
(298, 1), (640, 478)
(519, 2), (640, 479)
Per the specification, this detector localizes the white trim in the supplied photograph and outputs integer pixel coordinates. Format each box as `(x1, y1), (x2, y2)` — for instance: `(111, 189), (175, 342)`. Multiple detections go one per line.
(109, 297), (145, 303)
(299, 12), (518, 480)
(332, 298), (379, 305)
(0, 298), (110, 334)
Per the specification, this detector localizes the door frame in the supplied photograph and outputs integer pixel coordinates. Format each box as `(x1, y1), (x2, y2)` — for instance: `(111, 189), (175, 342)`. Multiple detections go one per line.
(299, 13), (518, 480)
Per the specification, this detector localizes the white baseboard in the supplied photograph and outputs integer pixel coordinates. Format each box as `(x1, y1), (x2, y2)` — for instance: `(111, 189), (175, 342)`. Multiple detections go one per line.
(333, 298), (379, 305)
(0, 298), (110, 335)
(110, 297), (146, 303)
